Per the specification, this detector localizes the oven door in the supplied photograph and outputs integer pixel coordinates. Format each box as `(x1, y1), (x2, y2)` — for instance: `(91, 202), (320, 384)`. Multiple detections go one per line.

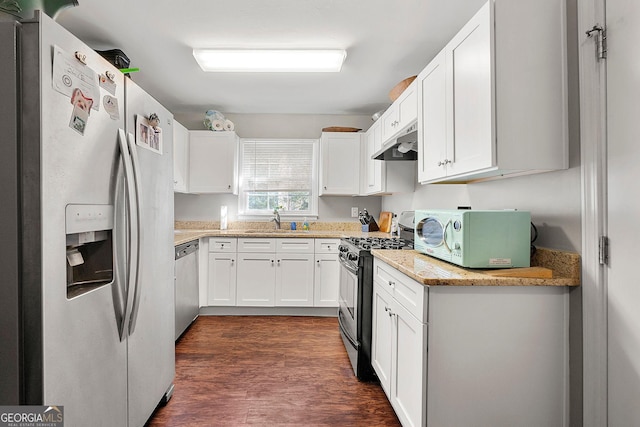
(338, 255), (358, 341)
(338, 253), (359, 357)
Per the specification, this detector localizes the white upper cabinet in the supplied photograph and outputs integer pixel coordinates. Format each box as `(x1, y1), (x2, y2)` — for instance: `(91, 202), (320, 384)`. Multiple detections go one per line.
(319, 132), (361, 196)
(188, 130), (238, 193)
(172, 121), (189, 193)
(361, 120), (415, 196)
(363, 121), (383, 194)
(381, 81), (418, 145)
(417, 0), (568, 184)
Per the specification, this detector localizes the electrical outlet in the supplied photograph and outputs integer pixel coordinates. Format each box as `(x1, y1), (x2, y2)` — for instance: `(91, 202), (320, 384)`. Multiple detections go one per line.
(351, 207), (358, 218)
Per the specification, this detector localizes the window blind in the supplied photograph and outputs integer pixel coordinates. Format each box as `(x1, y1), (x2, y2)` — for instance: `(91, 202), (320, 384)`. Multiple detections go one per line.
(241, 140), (314, 192)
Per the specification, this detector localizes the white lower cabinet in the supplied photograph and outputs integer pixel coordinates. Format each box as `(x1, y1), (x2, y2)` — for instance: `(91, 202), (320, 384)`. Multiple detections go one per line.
(207, 238), (237, 306)
(207, 237), (341, 308)
(373, 258), (570, 427)
(372, 261), (427, 427)
(274, 238), (315, 306)
(236, 253), (276, 306)
(313, 253), (340, 306)
(314, 239), (340, 307)
(275, 253), (314, 306)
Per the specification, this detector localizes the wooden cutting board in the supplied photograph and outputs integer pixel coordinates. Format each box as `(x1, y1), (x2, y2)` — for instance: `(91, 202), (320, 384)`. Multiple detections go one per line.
(378, 212), (392, 233)
(482, 267), (553, 279)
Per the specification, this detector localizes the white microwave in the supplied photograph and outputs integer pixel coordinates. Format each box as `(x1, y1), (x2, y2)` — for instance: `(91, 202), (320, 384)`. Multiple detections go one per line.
(414, 210), (531, 268)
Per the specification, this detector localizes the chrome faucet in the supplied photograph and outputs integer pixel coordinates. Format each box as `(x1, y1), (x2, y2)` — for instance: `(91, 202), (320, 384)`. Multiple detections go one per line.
(271, 208), (281, 230)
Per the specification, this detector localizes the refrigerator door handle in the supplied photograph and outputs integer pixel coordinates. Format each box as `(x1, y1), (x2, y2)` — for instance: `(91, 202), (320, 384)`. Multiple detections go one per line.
(126, 131), (144, 336)
(117, 129), (139, 341)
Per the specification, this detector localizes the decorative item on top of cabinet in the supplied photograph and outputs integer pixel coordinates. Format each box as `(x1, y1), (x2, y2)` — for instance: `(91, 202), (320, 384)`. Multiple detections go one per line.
(319, 132), (361, 196)
(417, 0), (568, 184)
(173, 120), (189, 193)
(188, 130), (239, 193)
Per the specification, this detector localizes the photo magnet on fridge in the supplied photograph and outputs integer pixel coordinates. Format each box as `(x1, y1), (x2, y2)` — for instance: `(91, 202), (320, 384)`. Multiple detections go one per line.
(69, 88), (93, 135)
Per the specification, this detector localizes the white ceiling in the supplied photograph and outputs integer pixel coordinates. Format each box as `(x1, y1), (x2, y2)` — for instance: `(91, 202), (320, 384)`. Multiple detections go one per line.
(56, 0), (487, 116)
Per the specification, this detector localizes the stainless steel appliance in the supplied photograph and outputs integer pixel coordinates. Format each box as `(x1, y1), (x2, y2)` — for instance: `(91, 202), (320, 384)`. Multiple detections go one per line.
(175, 241), (199, 340)
(337, 212), (414, 381)
(0, 13), (175, 426)
(414, 209), (531, 268)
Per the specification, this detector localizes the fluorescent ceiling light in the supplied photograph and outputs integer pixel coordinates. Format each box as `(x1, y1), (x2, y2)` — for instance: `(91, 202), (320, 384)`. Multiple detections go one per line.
(193, 49), (347, 72)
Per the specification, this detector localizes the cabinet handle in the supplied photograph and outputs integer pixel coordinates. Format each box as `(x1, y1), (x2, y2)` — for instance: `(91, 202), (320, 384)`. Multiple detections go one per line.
(174, 180), (178, 184)
(317, 260), (320, 264)
(231, 259), (235, 263)
(385, 306), (395, 317)
(221, 243), (224, 248)
(227, 185), (231, 189)
(388, 280), (395, 288)
(324, 186), (327, 190)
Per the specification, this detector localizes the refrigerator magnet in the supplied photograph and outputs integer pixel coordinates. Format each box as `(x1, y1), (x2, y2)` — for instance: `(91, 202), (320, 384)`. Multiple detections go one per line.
(52, 45), (101, 111)
(99, 73), (117, 95)
(103, 95), (120, 120)
(69, 104), (89, 135)
(69, 88), (93, 135)
(135, 115), (163, 154)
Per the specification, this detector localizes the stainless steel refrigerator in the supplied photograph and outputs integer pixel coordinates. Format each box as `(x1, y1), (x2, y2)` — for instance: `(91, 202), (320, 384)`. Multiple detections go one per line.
(0, 11), (175, 426)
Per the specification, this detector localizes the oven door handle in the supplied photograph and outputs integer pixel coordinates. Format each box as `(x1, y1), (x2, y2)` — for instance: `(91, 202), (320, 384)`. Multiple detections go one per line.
(338, 310), (359, 350)
(338, 255), (359, 275)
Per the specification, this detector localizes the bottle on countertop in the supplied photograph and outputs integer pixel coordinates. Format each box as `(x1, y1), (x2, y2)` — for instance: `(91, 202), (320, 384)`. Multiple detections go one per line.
(302, 217), (309, 231)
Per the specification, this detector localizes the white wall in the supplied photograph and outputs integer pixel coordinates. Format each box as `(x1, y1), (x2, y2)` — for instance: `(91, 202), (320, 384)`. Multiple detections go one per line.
(173, 113), (383, 222)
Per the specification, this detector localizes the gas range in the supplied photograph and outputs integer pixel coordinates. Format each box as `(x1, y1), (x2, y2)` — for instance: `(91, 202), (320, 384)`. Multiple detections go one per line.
(342, 236), (414, 251)
(337, 212), (415, 381)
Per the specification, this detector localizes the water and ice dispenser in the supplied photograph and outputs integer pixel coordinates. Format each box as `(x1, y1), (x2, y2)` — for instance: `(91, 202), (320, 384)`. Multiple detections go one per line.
(65, 204), (114, 298)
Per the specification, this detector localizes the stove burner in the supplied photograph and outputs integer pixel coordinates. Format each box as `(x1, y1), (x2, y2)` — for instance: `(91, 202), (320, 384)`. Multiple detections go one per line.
(344, 236), (413, 251)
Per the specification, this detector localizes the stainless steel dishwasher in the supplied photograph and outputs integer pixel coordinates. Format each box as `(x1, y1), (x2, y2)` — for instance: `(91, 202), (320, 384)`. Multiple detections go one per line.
(175, 241), (199, 340)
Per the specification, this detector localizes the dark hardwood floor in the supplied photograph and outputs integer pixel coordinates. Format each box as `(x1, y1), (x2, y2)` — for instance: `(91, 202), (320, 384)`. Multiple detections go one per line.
(146, 316), (401, 426)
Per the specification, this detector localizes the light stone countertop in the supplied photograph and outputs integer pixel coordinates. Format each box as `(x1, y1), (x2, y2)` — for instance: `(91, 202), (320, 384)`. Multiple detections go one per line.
(371, 248), (581, 287)
(174, 220), (581, 287)
(173, 221), (392, 246)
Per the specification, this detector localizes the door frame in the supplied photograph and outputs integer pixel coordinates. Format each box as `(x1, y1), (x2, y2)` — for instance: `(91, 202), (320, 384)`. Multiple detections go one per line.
(577, 0), (607, 425)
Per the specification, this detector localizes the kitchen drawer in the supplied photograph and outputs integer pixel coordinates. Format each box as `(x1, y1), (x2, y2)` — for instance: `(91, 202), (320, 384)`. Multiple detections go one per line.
(209, 237), (237, 253)
(374, 258), (428, 323)
(237, 238), (277, 253)
(314, 239), (340, 254)
(276, 238), (314, 253)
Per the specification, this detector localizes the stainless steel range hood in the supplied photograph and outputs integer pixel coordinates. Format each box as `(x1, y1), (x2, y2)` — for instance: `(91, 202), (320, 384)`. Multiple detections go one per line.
(373, 125), (418, 161)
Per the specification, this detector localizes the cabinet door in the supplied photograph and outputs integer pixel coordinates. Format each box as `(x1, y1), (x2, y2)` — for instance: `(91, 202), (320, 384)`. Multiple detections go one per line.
(188, 131), (238, 193)
(391, 299), (427, 427)
(320, 132), (361, 195)
(236, 253), (276, 306)
(365, 122), (383, 194)
(207, 253), (237, 306)
(173, 121), (189, 193)
(397, 81), (417, 130)
(372, 283), (394, 396)
(381, 104), (399, 143)
(313, 253), (340, 307)
(417, 50), (448, 183)
(275, 254), (314, 306)
(446, 4), (493, 177)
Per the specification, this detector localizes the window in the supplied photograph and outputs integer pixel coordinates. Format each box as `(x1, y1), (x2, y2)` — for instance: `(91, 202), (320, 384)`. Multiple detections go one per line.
(239, 139), (318, 217)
